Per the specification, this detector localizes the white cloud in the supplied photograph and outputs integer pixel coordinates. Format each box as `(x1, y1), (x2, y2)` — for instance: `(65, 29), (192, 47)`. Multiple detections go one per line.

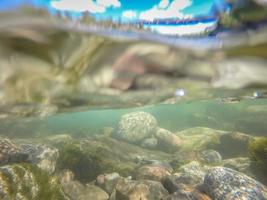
(122, 10), (137, 19)
(140, 0), (192, 21)
(51, 0), (121, 13)
(96, 0), (121, 8)
(158, 0), (170, 9)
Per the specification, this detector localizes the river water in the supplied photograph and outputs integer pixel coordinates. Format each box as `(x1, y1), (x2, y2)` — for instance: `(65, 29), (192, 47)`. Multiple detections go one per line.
(0, 5), (267, 200)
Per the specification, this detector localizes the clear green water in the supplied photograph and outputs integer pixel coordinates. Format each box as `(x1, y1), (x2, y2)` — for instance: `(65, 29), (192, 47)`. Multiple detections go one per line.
(1, 98), (267, 138)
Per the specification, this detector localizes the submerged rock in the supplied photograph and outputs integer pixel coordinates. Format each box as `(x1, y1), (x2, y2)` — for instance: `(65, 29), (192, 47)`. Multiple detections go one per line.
(164, 161), (208, 194)
(249, 137), (267, 184)
(134, 164), (172, 182)
(177, 127), (223, 151)
(155, 128), (183, 153)
(78, 185), (109, 200)
(21, 144), (59, 174)
(115, 111), (158, 143)
(141, 137), (158, 149)
(199, 149), (222, 165)
(222, 157), (252, 176)
(56, 136), (172, 183)
(212, 132), (255, 158)
(166, 185), (211, 200)
(0, 138), (28, 165)
(115, 178), (169, 200)
(62, 179), (109, 200)
(202, 167), (267, 200)
(0, 164), (68, 200)
(175, 161), (208, 186)
(96, 172), (122, 194)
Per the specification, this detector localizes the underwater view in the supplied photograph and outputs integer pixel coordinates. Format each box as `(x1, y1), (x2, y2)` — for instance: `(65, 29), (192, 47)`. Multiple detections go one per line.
(0, 0), (267, 199)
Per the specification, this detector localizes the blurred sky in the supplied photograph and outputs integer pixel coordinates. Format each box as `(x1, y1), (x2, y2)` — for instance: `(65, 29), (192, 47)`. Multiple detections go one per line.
(0, 0), (229, 21)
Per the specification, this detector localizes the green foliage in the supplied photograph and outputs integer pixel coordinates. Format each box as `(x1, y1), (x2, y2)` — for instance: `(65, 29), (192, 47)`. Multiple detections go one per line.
(249, 137), (267, 184)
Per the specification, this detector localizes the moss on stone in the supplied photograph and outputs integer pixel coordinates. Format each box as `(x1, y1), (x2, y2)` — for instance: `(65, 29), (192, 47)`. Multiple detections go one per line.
(56, 140), (135, 183)
(21, 164), (68, 200)
(0, 164), (68, 200)
(249, 137), (267, 184)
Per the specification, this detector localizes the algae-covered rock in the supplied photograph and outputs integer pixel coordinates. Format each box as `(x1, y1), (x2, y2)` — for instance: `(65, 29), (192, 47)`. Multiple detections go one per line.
(115, 111), (157, 143)
(177, 127), (223, 151)
(21, 144), (59, 174)
(249, 137), (267, 184)
(0, 138), (28, 166)
(56, 141), (102, 183)
(0, 164), (68, 200)
(222, 157), (254, 177)
(211, 132), (255, 158)
(163, 161), (209, 194)
(222, 157), (252, 176)
(56, 136), (172, 183)
(174, 161), (208, 187)
(202, 167), (267, 200)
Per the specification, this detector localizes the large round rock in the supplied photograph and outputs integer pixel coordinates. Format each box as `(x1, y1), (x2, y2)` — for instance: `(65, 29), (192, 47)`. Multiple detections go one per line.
(115, 112), (158, 143)
(203, 167), (267, 200)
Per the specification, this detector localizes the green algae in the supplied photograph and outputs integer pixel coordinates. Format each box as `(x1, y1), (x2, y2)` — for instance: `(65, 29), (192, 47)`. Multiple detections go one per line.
(0, 164), (68, 200)
(249, 137), (267, 184)
(56, 141), (101, 183)
(56, 139), (135, 183)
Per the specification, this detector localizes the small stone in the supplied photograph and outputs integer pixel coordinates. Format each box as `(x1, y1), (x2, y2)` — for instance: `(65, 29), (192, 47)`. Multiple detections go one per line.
(96, 172), (122, 194)
(59, 169), (75, 183)
(115, 178), (168, 200)
(166, 185), (211, 200)
(163, 162), (208, 194)
(155, 128), (182, 153)
(178, 161), (207, 185)
(62, 180), (85, 200)
(115, 112), (158, 143)
(141, 137), (158, 149)
(135, 164), (171, 182)
(199, 149), (222, 165)
(202, 167), (267, 200)
(78, 185), (109, 200)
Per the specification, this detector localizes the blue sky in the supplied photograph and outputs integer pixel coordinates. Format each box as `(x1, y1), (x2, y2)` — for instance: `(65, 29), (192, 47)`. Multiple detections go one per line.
(0, 0), (229, 21)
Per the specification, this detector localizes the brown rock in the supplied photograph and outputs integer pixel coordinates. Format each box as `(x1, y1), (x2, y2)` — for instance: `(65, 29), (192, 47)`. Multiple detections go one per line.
(155, 128), (183, 153)
(135, 164), (171, 182)
(115, 178), (169, 200)
(96, 172), (122, 194)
